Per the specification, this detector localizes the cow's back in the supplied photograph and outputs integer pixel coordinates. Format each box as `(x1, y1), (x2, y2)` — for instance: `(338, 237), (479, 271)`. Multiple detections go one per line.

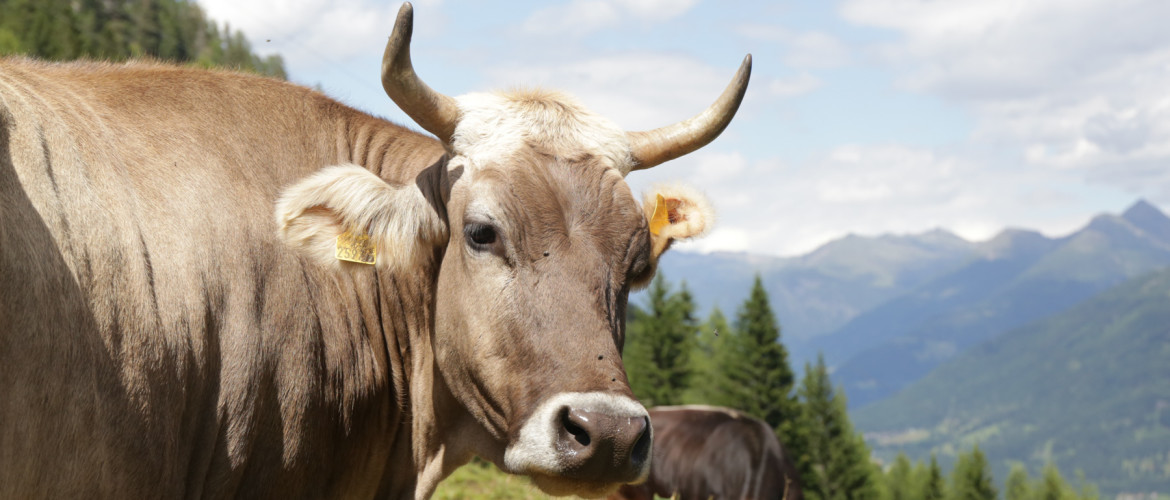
(0, 59), (418, 498)
(614, 406), (801, 500)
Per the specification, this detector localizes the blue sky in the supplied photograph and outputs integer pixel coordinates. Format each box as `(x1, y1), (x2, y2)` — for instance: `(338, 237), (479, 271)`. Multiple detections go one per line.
(198, 0), (1167, 256)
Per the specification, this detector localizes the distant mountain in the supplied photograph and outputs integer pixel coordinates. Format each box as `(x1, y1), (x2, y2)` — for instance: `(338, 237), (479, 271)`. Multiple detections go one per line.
(823, 200), (1170, 408)
(795, 229), (974, 288)
(853, 266), (1170, 496)
(1122, 199), (1170, 245)
(803, 228), (1060, 369)
(649, 229), (976, 355)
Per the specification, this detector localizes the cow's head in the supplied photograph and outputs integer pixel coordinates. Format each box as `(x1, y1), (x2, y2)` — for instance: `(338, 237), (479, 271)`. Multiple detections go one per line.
(276, 3), (748, 497)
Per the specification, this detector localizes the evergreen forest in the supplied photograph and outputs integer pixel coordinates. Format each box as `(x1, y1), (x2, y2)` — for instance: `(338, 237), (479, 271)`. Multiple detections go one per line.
(615, 273), (1104, 500)
(0, 0), (285, 78)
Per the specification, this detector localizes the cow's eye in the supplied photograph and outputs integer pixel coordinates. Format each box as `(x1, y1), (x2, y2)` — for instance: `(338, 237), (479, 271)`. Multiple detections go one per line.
(627, 253), (652, 286)
(465, 223), (498, 249)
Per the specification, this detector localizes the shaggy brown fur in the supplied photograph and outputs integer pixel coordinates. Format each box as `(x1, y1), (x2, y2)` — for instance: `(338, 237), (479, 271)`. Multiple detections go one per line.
(0, 58), (449, 499)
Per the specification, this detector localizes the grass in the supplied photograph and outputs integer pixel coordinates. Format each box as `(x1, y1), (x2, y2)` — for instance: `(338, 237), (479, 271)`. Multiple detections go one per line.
(432, 460), (553, 500)
(433, 460), (676, 500)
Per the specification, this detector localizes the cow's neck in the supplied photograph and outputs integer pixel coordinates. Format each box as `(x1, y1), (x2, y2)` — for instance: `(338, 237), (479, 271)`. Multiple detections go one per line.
(334, 116), (474, 499)
(365, 257), (448, 500)
(383, 160), (481, 499)
(337, 112), (448, 186)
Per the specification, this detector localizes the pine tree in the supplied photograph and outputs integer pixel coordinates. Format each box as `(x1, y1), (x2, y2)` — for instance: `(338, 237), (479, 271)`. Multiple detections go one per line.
(921, 455), (946, 500)
(709, 275), (798, 431)
(126, 0), (163, 58)
(0, 28), (20, 55)
(885, 453), (916, 500)
(798, 356), (832, 500)
(223, 27), (252, 69)
(94, 0), (132, 60)
(1005, 464), (1031, 500)
(256, 54), (288, 80)
(624, 274), (697, 407)
(1036, 464), (1069, 500)
(906, 458), (929, 500)
(949, 446), (996, 500)
(798, 354), (879, 500)
(1072, 470), (1099, 500)
(27, 0), (82, 60)
(683, 306), (730, 404)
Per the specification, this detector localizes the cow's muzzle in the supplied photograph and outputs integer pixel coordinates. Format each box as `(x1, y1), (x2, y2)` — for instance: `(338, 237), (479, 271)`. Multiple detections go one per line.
(557, 405), (651, 481)
(504, 392), (652, 496)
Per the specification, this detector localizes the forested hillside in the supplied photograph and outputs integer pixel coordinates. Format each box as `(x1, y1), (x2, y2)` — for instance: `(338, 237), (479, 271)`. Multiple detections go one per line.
(856, 267), (1170, 495)
(618, 274), (1105, 500)
(653, 201), (1170, 496)
(655, 201), (1170, 411)
(0, 0), (285, 77)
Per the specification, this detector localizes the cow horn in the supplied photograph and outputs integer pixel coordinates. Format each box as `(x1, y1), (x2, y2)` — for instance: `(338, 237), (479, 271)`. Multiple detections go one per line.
(382, 2), (460, 143)
(625, 54), (752, 174)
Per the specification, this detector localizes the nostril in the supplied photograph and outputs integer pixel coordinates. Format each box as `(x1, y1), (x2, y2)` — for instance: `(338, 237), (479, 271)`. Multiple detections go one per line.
(561, 408), (592, 447)
(547, 402), (651, 482)
(630, 416), (651, 464)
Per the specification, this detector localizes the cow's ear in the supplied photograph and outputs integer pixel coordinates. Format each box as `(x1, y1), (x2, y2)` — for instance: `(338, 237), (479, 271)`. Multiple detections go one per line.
(633, 184), (714, 286)
(275, 164), (448, 271)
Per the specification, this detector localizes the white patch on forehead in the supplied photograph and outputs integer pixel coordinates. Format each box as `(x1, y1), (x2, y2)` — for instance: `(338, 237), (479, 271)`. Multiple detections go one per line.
(451, 91), (634, 172)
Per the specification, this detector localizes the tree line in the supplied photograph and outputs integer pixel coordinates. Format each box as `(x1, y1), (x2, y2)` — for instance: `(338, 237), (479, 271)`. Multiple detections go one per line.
(0, 0), (285, 78)
(881, 448), (1099, 500)
(623, 274), (1101, 500)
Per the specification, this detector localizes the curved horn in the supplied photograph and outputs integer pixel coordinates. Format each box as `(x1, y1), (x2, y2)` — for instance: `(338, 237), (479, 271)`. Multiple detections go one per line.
(625, 54), (752, 174)
(382, 2), (460, 143)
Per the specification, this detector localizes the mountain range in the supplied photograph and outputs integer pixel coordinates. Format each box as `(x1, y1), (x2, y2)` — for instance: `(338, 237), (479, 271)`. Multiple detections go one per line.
(657, 228), (978, 346)
(647, 199), (1170, 494)
(825, 200), (1170, 408)
(653, 200), (1170, 404)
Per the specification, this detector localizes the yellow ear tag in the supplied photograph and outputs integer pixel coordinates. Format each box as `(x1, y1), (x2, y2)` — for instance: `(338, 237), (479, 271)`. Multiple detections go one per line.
(649, 193), (670, 236)
(335, 229), (377, 265)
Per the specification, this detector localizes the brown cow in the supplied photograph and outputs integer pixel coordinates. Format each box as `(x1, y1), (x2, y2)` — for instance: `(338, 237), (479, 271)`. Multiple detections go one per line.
(0, 3), (751, 499)
(612, 406), (804, 500)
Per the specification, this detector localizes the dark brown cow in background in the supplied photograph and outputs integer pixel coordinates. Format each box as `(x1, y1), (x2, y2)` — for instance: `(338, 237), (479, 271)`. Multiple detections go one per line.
(0, 2), (751, 498)
(613, 406), (804, 500)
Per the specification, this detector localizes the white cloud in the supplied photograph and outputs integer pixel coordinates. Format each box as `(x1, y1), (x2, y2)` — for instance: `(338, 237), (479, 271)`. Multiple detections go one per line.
(785, 32), (851, 69)
(839, 0), (1170, 99)
(521, 0), (620, 37)
(522, 0), (699, 37)
(196, 0), (445, 69)
(679, 227), (753, 254)
(625, 142), (1123, 256)
(621, 0), (701, 21)
(737, 24), (851, 69)
(481, 52), (745, 132)
(768, 73), (821, 98)
(840, 0), (1170, 205)
(814, 145), (964, 204)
